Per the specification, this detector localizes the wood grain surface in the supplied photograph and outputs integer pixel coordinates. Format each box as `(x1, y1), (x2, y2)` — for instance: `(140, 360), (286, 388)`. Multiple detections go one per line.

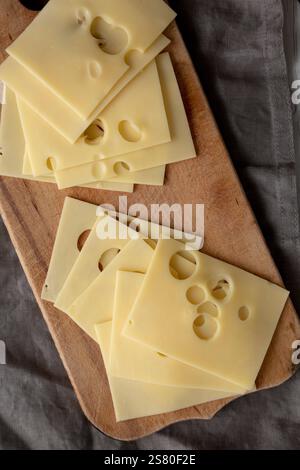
(0, 0), (299, 441)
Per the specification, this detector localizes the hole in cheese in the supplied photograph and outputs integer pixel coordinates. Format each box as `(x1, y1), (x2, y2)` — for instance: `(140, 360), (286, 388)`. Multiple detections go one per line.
(169, 250), (197, 280)
(124, 49), (142, 67)
(186, 286), (205, 305)
(114, 161), (130, 175)
(98, 248), (121, 272)
(197, 301), (219, 318)
(77, 230), (91, 252)
(90, 17), (128, 55)
(211, 279), (230, 300)
(84, 119), (105, 144)
(76, 7), (90, 25)
(88, 60), (102, 79)
(118, 120), (142, 142)
(238, 306), (250, 321)
(193, 314), (218, 341)
(157, 352), (168, 359)
(46, 157), (56, 171)
(92, 161), (107, 179)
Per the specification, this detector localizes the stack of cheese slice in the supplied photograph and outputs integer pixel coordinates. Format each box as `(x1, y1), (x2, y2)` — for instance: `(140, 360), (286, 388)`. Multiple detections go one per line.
(0, 0), (196, 192)
(42, 197), (289, 422)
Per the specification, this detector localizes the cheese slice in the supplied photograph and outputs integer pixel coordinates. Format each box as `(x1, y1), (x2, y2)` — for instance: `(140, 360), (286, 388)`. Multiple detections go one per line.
(0, 88), (134, 191)
(0, 87), (52, 184)
(18, 60), (170, 175)
(0, 36), (170, 143)
(7, 0), (176, 119)
(0, 86), (30, 179)
(110, 271), (245, 393)
(42, 197), (97, 302)
(22, 152), (134, 192)
(54, 53), (196, 189)
(54, 214), (135, 313)
(21, 133), (165, 187)
(95, 322), (235, 422)
(124, 239), (289, 390)
(68, 239), (154, 341)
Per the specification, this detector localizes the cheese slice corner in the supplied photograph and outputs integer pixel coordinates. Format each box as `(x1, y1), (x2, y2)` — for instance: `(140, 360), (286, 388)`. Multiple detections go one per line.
(95, 321), (234, 422)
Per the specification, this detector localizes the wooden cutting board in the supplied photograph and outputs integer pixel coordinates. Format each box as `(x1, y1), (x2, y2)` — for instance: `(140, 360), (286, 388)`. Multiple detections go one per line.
(0, 0), (299, 441)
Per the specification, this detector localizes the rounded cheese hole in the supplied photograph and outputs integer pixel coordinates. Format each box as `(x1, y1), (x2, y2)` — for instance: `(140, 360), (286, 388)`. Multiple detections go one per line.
(77, 230), (91, 252)
(88, 60), (102, 79)
(92, 161), (106, 179)
(46, 157), (56, 171)
(90, 17), (128, 55)
(98, 248), (120, 272)
(186, 286), (205, 305)
(211, 279), (230, 300)
(169, 250), (197, 280)
(193, 314), (218, 340)
(114, 161), (130, 175)
(119, 120), (142, 142)
(157, 352), (168, 359)
(124, 49), (142, 67)
(197, 301), (219, 318)
(84, 119), (105, 144)
(76, 7), (90, 25)
(239, 306), (250, 321)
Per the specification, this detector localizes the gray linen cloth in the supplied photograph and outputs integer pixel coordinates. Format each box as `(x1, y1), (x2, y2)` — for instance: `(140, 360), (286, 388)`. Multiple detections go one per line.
(0, 0), (299, 449)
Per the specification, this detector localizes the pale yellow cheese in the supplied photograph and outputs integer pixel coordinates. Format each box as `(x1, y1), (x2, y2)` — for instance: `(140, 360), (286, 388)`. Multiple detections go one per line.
(55, 212), (197, 314)
(24, 148), (164, 188)
(0, 35), (170, 143)
(90, 181), (134, 192)
(42, 197), (97, 302)
(45, 199), (199, 304)
(7, 0), (176, 119)
(54, 53), (196, 189)
(0, 89), (134, 191)
(95, 322), (235, 422)
(97, 206), (203, 249)
(21, 152), (135, 191)
(23, 154), (135, 190)
(0, 86), (29, 179)
(0, 86), (52, 183)
(124, 239), (289, 390)
(106, 165), (165, 186)
(23, 141), (164, 188)
(18, 60), (170, 175)
(68, 240), (154, 341)
(22, 151), (35, 176)
(110, 271), (245, 393)
(54, 214), (135, 313)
